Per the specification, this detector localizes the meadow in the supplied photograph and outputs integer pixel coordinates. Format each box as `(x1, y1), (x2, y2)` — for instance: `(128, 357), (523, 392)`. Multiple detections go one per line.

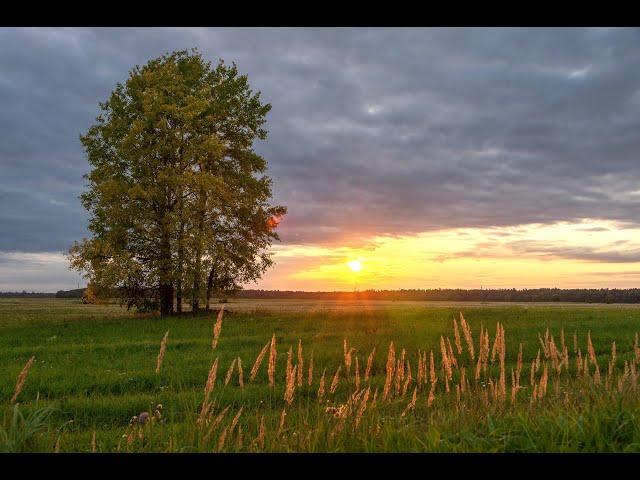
(2, 298), (640, 453)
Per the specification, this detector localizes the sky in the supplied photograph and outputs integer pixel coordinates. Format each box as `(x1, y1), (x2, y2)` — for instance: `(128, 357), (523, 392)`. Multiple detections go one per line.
(2, 27), (640, 291)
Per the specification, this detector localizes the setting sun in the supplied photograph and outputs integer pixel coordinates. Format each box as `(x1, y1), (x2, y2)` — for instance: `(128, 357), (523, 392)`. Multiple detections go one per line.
(347, 260), (363, 272)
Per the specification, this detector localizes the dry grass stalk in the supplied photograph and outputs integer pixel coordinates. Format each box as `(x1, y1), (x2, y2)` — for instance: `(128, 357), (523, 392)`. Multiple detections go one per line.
(224, 358), (237, 386)
(635, 333), (640, 362)
(211, 306), (224, 349)
(91, 430), (97, 453)
(515, 342), (523, 388)
(427, 379), (437, 407)
(318, 369), (326, 400)
(277, 409), (287, 437)
(460, 367), (467, 393)
(394, 352), (405, 396)
(583, 356), (589, 378)
(538, 364), (549, 399)
(284, 365), (297, 405)
(254, 415), (266, 449)
(587, 331), (601, 384)
(574, 331), (578, 354)
(483, 329), (490, 374)
(364, 347), (375, 382)
(402, 360), (412, 396)
(250, 341), (270, 382)
(354, 387), (370, 429)
(343, 340), (355, 376)
(203, 406), (230, 442)
(330, 365), (342, 394)
(549, 334), (561, 374)
(216, 426), (229, 452)
(541, 328), (550, 358)
(460, 312), (475, 361)
(229, 406), (243, 436)
(155, 331), (169, 374)
(383, 342), (396, 400)
(417, 350), (424, 387)
(498, 324), (506, 402)
(268, 334), (277, 387)
(446, 337), (458, 369)
(429, 350), (436, 384)
(297, 339), (304, 387)
(393, 364), (401, 397)
(560, 330), (569, 368)
(343, 338), (348, 369)
(453, 317), (463, 355)
(371, 388), (379, 408)
(355, 356), (361, 390)
(286, 346), (293, 384)
(491, 324), (501, 363)
(576, 348), (583, 376)
(440, 336), (452, 380)
(611, 341), (617, 369)
(530, 359), (536, 387)
(401, 387), (418, 417)
(199, 357), (219, 424)
(11, 355), (35, 404)
(237, 357), (244, 389)
(475, 326), (488, 381)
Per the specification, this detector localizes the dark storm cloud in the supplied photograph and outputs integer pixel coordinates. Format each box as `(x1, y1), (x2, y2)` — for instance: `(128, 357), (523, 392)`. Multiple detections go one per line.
(3, 27), (640, 255)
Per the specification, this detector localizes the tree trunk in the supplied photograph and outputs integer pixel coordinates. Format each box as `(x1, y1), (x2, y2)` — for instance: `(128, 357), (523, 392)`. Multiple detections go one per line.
(159, 229), (174, 317)
(192, 266), (201, 316)
(176, 221), (185, 315)
(206, 267), (215, 311)
(176, 279), (182, 315)
(159, 283), (173, 317)
(192, 180), (206, 317)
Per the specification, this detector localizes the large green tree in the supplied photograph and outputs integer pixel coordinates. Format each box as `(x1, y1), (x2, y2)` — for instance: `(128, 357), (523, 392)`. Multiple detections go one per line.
(69, 49), (286, 316)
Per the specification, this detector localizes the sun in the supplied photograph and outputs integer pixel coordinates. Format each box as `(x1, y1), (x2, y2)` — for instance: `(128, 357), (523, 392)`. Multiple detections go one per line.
(347, 260), (363, 272)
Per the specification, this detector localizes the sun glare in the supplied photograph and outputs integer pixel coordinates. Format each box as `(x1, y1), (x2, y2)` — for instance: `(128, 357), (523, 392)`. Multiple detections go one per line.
(347, 260), (363, 272)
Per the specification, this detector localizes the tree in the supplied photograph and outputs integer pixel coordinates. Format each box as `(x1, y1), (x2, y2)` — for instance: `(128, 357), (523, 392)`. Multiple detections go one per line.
(69, 49), (286, 316)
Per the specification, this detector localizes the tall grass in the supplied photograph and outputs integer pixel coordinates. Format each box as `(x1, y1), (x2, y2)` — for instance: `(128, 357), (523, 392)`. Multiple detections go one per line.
(8, 311), (640, 452)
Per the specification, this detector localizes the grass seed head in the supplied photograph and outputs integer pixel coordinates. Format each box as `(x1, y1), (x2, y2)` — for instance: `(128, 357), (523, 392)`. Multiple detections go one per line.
(155, 330), (169, 374)
(11, 355), (35, 404)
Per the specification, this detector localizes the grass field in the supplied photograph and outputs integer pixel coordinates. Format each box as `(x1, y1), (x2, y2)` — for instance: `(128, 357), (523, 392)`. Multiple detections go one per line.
(2, 298), (640, 453)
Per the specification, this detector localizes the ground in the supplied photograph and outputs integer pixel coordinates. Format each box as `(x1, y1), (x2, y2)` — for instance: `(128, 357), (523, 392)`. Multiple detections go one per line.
(2, 298), (640, 452)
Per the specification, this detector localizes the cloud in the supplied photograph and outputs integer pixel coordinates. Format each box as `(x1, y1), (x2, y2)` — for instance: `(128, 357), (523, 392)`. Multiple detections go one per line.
(3, 28), (640, 289)
(0, 251), (81, 291)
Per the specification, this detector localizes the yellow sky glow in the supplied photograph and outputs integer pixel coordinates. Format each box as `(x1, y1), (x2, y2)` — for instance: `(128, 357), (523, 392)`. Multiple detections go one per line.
(252, 219), (640, 290)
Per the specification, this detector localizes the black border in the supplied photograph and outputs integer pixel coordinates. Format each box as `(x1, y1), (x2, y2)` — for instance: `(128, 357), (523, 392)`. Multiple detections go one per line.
(3, 452), (638, 474)
(2, 5), (640, 27)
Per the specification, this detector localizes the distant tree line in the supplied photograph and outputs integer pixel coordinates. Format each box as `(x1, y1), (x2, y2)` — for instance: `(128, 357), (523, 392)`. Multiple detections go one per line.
(0, 291), (56, 298)
(233, 288), (640, 303)
(54, 288), (87, 299)
(6, 287), (640, 304)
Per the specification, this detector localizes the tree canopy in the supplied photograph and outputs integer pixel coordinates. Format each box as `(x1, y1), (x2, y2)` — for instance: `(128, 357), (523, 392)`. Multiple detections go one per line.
(69, 49), (286, 316)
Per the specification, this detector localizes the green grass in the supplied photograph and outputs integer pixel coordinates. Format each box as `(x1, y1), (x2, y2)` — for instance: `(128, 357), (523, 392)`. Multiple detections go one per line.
(2, 298), (640, 452)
